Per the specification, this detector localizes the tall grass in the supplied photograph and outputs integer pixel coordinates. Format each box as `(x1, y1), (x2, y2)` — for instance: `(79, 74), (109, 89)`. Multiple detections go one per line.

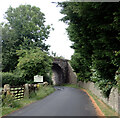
(29, 86), (55, 100)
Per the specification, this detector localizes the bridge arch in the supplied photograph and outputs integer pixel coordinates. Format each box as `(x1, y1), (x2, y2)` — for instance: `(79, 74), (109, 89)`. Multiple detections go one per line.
(51, 58), (77, 85)
(52, 63), (64, 85)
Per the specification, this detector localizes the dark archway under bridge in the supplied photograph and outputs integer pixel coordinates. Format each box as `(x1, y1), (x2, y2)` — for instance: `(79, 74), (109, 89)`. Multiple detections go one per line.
(52, 58), (77, 85)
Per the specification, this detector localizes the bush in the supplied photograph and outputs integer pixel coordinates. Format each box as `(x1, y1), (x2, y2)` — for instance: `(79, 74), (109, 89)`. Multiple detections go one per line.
(44, 74), (53, 85)
(2, 72), (25, 86)
(16, 48), (53, 83)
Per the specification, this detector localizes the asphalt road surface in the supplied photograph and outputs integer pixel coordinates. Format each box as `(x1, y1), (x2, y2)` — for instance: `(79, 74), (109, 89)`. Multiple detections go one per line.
(7, 87), (97, 116)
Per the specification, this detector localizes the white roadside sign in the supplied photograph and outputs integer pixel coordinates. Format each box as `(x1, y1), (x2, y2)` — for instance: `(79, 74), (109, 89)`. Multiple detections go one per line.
(34, 75), (43, 82)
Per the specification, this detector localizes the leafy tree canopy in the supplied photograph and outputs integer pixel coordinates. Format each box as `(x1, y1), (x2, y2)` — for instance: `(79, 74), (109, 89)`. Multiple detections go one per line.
(59, 2), (120, 97)
(16, 48), (53, 83)
(2, 5), (52, 72)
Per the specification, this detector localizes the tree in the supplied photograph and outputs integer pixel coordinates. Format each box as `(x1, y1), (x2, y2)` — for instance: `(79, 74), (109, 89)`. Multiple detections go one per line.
(2, 23), (19, 71)
(16, 48), (53, 83)
(59, 2), (120, 97)
(2, 5), (52, 72)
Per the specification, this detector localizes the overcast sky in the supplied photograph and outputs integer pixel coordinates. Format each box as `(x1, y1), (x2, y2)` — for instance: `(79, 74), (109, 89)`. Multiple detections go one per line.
(0, 0), (74, 60)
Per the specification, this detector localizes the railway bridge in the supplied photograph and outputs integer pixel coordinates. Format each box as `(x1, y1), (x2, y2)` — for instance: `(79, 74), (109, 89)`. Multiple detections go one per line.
(52, 58), (77, 85)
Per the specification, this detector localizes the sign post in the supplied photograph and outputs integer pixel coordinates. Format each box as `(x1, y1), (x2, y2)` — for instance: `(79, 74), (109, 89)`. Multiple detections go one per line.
(34, 75), (43, 83)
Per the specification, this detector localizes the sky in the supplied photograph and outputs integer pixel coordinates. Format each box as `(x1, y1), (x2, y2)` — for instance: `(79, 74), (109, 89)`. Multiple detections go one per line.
(0, 0), (74, 60)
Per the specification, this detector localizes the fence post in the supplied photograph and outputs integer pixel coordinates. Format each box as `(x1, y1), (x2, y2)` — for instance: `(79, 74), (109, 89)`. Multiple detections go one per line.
(24, 84), (29, 98)
(3, 84), (10, 95)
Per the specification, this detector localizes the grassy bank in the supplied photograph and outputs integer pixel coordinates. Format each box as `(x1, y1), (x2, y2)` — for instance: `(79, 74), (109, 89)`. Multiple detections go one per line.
(84, 89), (118, 116)
(64, 84), (118, 116)
(2, 85), (55, 116)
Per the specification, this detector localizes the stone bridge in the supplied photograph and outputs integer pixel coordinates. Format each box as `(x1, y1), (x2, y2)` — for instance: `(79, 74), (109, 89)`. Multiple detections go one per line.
(52, 58), (77, 85)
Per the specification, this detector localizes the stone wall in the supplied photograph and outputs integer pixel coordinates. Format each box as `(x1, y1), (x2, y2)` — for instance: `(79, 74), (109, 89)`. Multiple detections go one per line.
(78, 81), (120, 114)
(67, 62), (77, 84)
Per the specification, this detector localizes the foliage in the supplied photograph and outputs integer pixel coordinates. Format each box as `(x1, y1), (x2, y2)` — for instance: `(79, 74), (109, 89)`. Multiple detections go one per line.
(55, 56), (65, 59)
(2, 72), (25, 86)
(2, 94), (21, 108)
(51, 51), (65, 59)
(35, 85), (55, 100)
(44, 74), (53, 84)
(2, 5), (52, 72)
(29, 91), (37, 99)
(16, 48), (53, 83)
(2, 23), (19, 71)
(59, 2), (120, 97)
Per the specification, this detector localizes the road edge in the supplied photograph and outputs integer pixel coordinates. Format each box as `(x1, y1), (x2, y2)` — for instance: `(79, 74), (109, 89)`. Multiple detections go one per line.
(1, 87), (56, 118)
(81, 88), (105, 117)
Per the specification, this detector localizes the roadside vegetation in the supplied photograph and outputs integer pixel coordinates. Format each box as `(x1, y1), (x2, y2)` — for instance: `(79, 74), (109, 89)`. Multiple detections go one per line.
(1, 2), (120, 117)
(86, 89), (118, 116)
(59, 2), (120, 97)
(1, 5), (53, 87)
(59, 3), (120, 116)
(64, 84), (118, 116)
(2, 85), (55, 116)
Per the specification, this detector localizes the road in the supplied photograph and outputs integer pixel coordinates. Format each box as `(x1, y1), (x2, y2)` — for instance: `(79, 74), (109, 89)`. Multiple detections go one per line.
(7, 87), (97, 116)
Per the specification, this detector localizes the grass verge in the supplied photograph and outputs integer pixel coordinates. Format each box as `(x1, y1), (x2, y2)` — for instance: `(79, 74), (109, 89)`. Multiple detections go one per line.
(2, 85), (55, 116)
(84, 88), (118, 117)
(64, 84), (118, 117)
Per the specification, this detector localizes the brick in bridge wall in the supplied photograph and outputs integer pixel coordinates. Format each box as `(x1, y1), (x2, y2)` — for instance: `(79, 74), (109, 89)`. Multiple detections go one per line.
(78, 81), (120, 114)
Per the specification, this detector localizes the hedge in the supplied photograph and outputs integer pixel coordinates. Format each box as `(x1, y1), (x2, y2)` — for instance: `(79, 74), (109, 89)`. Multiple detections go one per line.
(2, 72), (25, 87)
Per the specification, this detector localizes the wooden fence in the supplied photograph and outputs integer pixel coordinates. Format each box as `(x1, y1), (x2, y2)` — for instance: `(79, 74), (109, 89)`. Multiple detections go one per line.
(2, 84), (39, 100)
(10, 86), (25, 100)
